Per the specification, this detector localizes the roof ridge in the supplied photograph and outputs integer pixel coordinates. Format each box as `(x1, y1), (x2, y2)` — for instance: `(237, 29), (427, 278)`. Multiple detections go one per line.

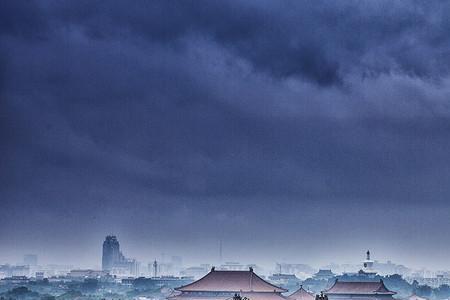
(175, 269), (287, 293)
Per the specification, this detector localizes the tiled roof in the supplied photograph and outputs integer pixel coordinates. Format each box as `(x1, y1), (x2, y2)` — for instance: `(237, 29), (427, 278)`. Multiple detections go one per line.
(286, 286), (315, 300)
(324, 280), (396, 295)
(167, 292), (229, 300)
(315, 270), (334, 275)
(241, 292), (288, 300)
(168, 292), (287, 300)
(176, 269), (287, 293)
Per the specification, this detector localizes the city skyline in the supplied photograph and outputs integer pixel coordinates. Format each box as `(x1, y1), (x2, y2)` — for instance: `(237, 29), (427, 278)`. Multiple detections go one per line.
(1, 233), (450, 299)
(2, 1), (450, 272)
(0, 236), (440, 273)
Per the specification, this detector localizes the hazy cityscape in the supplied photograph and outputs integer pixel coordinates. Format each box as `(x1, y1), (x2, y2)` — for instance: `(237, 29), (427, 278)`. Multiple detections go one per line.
(2, 2), (450, 300)
(2, 236), (450, 300)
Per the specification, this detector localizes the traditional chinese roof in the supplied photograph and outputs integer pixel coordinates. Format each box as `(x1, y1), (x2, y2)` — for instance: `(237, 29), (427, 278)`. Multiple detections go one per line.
(242, 292), (287, 300)
(168, 292), (287, 300)
(324, 280), (396, 295)
(315, 270), (334, 276)
(176, 269), (287, 293)
(286, 286), (315, 300)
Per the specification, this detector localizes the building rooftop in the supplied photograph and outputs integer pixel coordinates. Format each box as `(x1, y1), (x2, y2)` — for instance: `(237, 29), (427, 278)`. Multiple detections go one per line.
(324, 280), (396, 295)
(315, 270), (335, 277)
(176, 268), (287, 293)
(241, 292), (287, 300)
(169, 292), (287, 300)
(316, 270), (334, 275)
(286, 286), (315, 300)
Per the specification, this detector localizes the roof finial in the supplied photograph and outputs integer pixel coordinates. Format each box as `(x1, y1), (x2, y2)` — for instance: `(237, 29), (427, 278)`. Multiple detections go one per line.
(211, 266), (215, 272)
(366, 250), (370, 260)
(316, 291), (328, 300)
(249, 267), (253, 272)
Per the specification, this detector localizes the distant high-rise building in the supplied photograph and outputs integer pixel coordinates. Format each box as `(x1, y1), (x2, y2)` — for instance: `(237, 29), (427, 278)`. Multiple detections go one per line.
(102, 235), (121, 271)
(23, 254), (38, 266)
(102, 235), (138, 276)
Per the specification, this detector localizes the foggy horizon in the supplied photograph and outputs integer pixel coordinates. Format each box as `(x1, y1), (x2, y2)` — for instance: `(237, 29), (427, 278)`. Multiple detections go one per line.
(1, 233), (446, 272)
(2, 1), (450, 276)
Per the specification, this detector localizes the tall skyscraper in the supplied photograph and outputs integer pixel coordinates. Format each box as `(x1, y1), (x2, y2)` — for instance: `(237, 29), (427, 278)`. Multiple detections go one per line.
(102, 235), (138, 276)
(102, 235), (121, 271)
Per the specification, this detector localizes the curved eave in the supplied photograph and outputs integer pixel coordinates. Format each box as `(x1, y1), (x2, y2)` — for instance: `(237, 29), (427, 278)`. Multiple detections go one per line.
(175, 272), (211, 292)
(252, 272), (288, 293)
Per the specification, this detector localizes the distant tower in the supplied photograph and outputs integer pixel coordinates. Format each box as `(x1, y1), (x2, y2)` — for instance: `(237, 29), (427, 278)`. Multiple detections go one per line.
(102, 235), (121, 271)
(153, 260), (158, 277)
(363, 250), (374, 270)
(219, 240), (223, 264)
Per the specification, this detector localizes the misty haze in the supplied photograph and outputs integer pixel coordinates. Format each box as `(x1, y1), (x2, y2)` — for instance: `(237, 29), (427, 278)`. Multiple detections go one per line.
(1, 2), (450, 300)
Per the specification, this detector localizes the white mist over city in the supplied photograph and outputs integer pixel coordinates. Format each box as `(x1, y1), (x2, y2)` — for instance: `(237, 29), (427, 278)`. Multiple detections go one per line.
(2, 2), (450, 300)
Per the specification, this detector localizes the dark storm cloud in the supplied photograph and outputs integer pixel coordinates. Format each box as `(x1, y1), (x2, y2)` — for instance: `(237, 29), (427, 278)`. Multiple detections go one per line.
(4, 1), (450, 85)
(2, 1), (450, 267)
(65, 1), (450, 83)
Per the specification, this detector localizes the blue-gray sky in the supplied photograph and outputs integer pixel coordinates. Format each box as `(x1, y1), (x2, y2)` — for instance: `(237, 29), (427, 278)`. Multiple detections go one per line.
(1, 1), (450, 269)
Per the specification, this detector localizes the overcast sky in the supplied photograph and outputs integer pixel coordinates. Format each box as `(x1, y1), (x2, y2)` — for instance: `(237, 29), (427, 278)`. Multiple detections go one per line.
(1, 1), (450, 270)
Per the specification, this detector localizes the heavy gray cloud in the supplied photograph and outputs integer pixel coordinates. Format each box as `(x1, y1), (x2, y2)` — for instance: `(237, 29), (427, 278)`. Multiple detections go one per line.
(1, 1), (450, 268)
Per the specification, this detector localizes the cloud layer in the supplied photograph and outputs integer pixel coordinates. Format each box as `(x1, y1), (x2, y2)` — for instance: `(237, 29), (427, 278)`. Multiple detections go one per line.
(1, 1), (450, 268)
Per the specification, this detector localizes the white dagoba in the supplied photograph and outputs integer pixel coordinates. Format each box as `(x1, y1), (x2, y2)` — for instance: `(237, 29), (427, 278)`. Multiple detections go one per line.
(359, 250), (377, 277)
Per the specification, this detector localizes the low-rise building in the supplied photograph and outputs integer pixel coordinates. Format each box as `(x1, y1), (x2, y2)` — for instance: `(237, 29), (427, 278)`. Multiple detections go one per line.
(67, 269), (109, 280)
(314, 270), (336, 281)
